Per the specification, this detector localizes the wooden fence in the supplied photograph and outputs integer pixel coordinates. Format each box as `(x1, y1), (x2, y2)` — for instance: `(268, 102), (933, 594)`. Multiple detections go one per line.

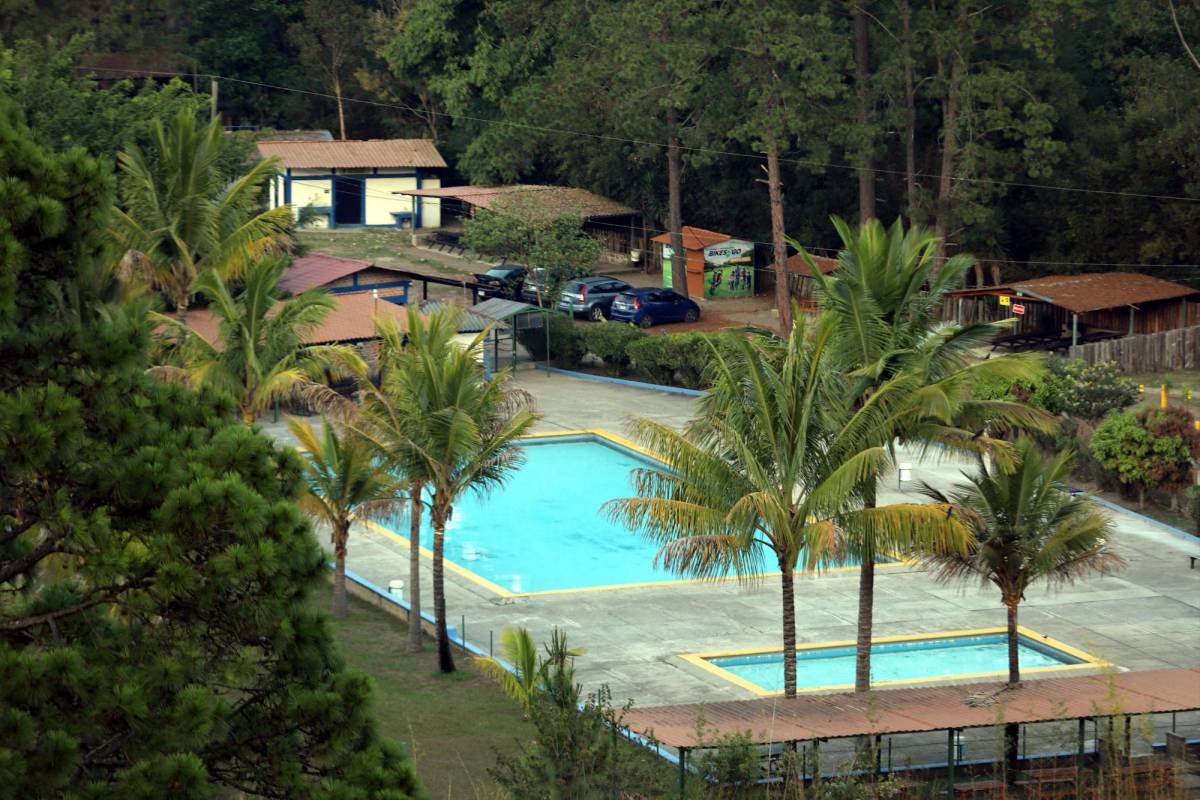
(1067, 325), (1200, 373)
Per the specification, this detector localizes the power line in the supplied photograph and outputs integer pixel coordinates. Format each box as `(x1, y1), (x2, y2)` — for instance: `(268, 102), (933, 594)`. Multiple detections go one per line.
(75, 65), (1200, 206)
(326, 185), (1200, 271)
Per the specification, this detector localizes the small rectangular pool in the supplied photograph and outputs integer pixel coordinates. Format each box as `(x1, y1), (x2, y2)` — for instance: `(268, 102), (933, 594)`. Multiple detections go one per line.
(377, 432), (884, 595)
(688, 629), (1101, 694)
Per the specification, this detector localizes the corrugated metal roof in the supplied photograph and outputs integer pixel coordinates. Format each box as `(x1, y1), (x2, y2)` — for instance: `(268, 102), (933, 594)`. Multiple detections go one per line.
(255, 139), (448, 169)
(279, 252), (393, 294)
(786, 252), (839, 275)
(397, 185), (634, 219)
(179, 293), (412, 347)
(420, 300), (499, 333)
(621, 669), (1200, 748)
(472, 297), (543, 321)
(260, 130), (333, 142)
(649, 225), (732, 251)
(948, 272), (1199, 314)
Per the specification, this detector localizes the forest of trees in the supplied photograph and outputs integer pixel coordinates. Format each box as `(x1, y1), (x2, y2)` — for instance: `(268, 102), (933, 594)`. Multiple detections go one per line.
(1, 0), (1196, 284)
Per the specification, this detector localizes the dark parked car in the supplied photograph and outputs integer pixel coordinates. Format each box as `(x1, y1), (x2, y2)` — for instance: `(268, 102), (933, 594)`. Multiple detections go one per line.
(474, 264), (527, 301)
(609, 288), (700, 328)
(557, 276), (634, 320)
(519, 267), (552, 306)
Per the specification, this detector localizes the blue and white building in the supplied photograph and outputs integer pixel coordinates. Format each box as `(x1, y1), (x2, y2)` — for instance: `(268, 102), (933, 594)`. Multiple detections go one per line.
(258, 139), (447, 229)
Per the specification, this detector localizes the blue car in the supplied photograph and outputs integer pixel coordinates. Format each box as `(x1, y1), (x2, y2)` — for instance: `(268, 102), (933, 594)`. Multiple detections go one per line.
(609, 288), (700, 328)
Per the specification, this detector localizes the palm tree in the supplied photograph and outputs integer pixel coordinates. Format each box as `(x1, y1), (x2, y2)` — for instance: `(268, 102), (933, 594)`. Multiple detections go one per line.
(477, 627), (542, 718)
(353, 306), (538, 673)
(336, 315), (431, 655)
(921, 439), (1122, 777)
(476, 626), (584, 719)
(113, 110), (294, 313)
(608, 314), (969, 698)
(155, 257), (361, 423)
(798, 216), (1049, 693)
(289, 416), (406, 618)
(921, 439), (1123, 686)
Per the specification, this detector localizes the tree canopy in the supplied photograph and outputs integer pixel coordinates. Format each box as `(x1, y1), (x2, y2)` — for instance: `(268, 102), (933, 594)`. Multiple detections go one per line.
(1, 0), (1196, 278)
(0, 96), (421, 799)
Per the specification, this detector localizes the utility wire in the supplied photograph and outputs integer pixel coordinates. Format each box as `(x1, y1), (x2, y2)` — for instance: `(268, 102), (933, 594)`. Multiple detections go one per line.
(313, 185), (1200, 271)
(75, 65), (1200, 206)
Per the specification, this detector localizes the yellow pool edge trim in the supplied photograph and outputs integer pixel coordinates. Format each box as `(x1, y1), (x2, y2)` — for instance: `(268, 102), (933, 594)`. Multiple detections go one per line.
(680, 626), (1110, 697)
(359, 518), (518, 597)
(361, 428), (909, 598)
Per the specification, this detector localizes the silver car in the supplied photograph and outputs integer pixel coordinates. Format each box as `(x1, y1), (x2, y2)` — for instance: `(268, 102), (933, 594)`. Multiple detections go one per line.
(557, 276), (634, 321)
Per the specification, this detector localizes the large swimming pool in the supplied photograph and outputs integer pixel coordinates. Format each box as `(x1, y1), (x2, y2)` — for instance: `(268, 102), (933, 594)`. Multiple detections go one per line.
(381, 434), (875, 595)
(692, 631), (1097, 694)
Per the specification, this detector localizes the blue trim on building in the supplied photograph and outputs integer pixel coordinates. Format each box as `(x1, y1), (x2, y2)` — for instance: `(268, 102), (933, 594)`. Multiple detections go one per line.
(414, 168), (423, 229)
(282, 169), (429, 229)
(327, 279), (411, 295)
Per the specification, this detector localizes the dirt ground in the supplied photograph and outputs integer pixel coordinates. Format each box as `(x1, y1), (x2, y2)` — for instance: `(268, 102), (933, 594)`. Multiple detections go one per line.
(298, 228), (785, 333)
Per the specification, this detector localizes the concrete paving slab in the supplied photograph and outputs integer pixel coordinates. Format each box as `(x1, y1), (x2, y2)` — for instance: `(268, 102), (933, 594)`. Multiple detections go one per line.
(271, 370), (1200, 709)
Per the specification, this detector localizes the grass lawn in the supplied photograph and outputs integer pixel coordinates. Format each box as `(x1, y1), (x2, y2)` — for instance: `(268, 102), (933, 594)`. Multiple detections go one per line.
(1127, 369), (1200, 416)
(297, 228), (476, 278)
(324, 593), (530, 799)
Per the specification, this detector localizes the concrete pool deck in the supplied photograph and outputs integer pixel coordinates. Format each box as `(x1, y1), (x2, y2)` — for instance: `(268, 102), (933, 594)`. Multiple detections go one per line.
(286, 368), (1200, 708)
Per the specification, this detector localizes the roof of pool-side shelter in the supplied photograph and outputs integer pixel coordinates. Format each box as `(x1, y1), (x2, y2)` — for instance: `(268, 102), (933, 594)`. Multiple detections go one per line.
(622, 668), (1200, 749)
(255, 139), (448, 170)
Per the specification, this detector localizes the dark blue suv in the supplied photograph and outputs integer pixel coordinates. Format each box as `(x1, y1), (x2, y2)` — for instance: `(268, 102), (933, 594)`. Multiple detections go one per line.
(609, 288), (700, 328)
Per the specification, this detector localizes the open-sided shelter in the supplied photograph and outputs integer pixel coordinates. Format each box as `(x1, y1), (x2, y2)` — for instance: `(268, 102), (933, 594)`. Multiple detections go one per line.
(945, 272), (1200, 349)
(397, 184), (643, 267)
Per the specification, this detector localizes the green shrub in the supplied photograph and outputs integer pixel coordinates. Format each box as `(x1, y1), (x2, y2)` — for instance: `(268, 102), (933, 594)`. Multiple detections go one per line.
(627, 332), (737, 388)
(1091, 406), (1200, 508)
(1184, 486), (1200, 534)
(580, 321), (645, 374)
(517, 314), (585, 366)
(1035, 358), (1138, 422)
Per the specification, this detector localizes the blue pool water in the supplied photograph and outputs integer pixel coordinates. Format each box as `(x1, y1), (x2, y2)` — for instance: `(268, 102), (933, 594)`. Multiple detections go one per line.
(384, 437), (869, 594)
(707, 633), (1085, 692)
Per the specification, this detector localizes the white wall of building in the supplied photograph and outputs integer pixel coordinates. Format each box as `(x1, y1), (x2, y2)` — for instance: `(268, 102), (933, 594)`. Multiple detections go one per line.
(364, 176), (417, 226)
(421, 175), (442, 228)
(290, 179), (332, 217)
(267, 169), (442, 229)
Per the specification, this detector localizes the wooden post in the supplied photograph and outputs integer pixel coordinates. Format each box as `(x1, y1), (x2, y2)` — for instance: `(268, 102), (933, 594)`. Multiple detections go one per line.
(210, 78), (219, 122)
(1072, 313), (1079, 347)
(678, 747), (687, 798)
(1129, 306), (1135, 336)
(947, 728), (956, 787)
(1077, 717), (1087, 800)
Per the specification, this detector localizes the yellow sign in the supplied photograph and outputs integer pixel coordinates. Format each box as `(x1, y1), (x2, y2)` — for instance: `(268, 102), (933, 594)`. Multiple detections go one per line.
(999, 295), (1011, 306)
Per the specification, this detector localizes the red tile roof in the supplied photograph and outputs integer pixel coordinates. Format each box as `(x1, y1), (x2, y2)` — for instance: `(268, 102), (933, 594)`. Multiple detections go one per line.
(255, 139), (448, 169)
(278, 252), (403, 294)
(622, 668), (1200, 748)
(398, 184), (635, 219)
(649, 225), (733, 251)
(180, 293), (412, 347)
(786, 252), (839, 275)
(949, 272), (1199, 314)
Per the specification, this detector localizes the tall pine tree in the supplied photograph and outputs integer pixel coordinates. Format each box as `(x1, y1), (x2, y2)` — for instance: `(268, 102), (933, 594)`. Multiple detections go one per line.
(0, 97), (422, 800)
